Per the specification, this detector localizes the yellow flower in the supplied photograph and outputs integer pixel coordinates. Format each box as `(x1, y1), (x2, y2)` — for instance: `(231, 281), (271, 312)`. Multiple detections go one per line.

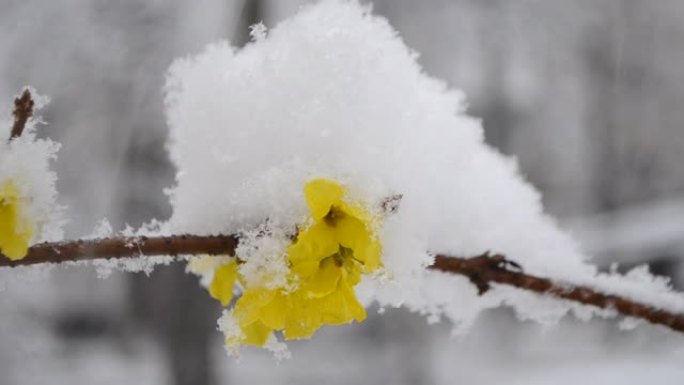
(0, 180), (33, 260)
(212, 178), (382, 348)
(229, 287), (285, 346)
(289, 178), (381, 281)
(283, 277), (366, 340)
(209, 260), (238, 306)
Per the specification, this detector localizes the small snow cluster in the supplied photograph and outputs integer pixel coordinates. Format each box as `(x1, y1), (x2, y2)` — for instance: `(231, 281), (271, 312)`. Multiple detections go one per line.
(82, 219), (175, 279)
(164, 0), (684, 347)
(0, 89), (63, 249)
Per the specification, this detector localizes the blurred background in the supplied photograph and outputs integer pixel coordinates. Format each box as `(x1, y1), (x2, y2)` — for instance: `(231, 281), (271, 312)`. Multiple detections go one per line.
(1, 0), (684, 384)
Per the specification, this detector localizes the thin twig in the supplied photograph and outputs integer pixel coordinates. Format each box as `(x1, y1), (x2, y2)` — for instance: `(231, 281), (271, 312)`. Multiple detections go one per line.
(9, 88), (34, 141)
(1, 234), (683, 333)
(0, 234), (238, 267)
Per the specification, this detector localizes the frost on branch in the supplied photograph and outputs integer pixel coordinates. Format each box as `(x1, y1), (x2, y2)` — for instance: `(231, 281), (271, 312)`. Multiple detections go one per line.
(0, 88), (63, 260)
(163, 0), (684, 352)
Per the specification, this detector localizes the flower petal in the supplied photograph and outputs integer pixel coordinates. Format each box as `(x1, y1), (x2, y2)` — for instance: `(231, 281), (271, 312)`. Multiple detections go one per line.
(284, 292), (323, 340)
(208, 261), (238, 306)
(316, 278), (366, 325)
(259, 291), (287, 330)
(335, 214), (370, 250)
(304, 178), (345, 220)
(241, 321), (272, 346)
(335, 203), (382, 273)
(234, 287), (277, 325)
(301, 256), (342, 298)
(0, 181), (33, 260)
(358, 238), (382, 273)
(316, 289), (349, 325)
(342, 256), (363, 286)
(341, 279), (367, 322)
(288, 222), (338, 278)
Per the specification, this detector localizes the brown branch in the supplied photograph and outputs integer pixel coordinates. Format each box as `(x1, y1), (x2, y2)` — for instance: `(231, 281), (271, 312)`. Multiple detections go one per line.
(0, 234), (238, 267)
(431, 253), (684, 333)
(9, 88), (34, 141)
(1, 234), (684, 333)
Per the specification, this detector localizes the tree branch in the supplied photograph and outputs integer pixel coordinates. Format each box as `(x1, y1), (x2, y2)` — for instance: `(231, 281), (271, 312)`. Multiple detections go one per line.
(9, 88), (34, 141)
(431, 253), (684, 332)
(0, 235), (238, 267)
(1, 234), (683, 333)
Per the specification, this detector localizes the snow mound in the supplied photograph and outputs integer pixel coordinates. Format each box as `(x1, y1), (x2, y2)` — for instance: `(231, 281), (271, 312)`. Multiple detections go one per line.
(164, 0), (684, 332)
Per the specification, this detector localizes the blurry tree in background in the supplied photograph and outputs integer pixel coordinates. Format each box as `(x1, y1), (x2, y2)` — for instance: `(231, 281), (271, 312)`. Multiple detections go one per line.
(1, 1), (684, 384)
(129, 2), (264, 385)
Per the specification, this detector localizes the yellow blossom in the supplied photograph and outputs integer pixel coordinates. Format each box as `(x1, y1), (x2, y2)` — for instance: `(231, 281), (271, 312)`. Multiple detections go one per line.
(0, 180), (33, 260)
(289, 178), (381, 280)
(211, 178), (382, 348)
(229, 287), (285, 346)
(283, 277), (366, 340)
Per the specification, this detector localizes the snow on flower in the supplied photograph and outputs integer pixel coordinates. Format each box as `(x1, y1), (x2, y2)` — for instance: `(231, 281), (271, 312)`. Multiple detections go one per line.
(0, 89), (63, 260)
(205, 178), (381, 350)
(164, 0), (684, 353)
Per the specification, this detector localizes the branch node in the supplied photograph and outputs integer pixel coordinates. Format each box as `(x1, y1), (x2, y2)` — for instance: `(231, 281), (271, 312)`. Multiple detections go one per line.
(458, 252), (522, 295)
(380, 194), (403, 214)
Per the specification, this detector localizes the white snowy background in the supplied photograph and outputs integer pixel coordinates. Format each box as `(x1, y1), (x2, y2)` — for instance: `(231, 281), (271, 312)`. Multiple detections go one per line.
(1, 1), (684, 384)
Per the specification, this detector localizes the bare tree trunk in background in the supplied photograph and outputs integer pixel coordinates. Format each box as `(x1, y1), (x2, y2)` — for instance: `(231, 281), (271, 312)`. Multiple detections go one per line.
(364, 309), (431, 385)
(585, 0), (657, 212)
(123, 86), (221, 385)
(128, 2), (264, 385)
(584, 3), (622, 214)
(141, 264), (220, 385)
(124, 101), (222, 383)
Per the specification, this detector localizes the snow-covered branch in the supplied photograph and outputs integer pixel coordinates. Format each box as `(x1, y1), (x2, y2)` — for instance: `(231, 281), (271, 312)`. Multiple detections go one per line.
(2, 234), (683, 334)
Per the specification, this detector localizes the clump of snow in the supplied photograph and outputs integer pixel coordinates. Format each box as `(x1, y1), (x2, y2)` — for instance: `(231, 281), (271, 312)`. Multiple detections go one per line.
(164, 0), (684, 339)
(234, 223), (292, 290)
(249, 22), (268, 42)
(88, 218), (114, 239)
(0, 88), (64, 245)
(619, 317), (644, 331)
(217, 309), (242, 356)
(263, 335), (292, 361)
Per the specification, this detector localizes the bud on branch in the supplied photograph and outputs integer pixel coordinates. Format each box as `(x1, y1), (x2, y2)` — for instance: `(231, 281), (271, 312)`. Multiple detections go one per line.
(9, 88), (34, 141)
